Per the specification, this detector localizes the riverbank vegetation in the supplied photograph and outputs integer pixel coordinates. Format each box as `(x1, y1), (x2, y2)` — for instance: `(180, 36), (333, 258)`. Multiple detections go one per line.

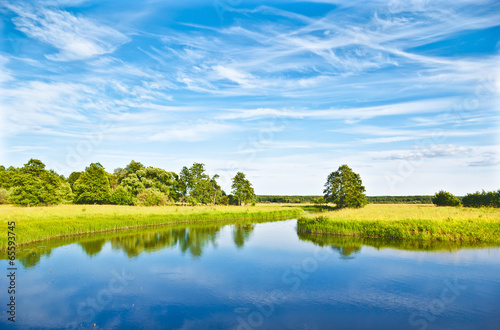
(0, 159), (256, 207)
(0, 204), (303, 249)
(297, 204), (500, 243)
(0, 221), (264, 268)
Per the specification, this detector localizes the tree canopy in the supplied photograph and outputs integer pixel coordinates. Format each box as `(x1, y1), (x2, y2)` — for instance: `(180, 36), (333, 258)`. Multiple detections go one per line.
(432, 190), (461, 207)
(231, 172), (255, 206)
(323, 165), (367, 209)
(73, 163), (112, 204)
(8, 159), (71, 206)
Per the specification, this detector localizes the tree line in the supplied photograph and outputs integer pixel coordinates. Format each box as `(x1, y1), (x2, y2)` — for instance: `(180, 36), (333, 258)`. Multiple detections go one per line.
(432, 190), (500, 208)
(0, 159), (256, 207)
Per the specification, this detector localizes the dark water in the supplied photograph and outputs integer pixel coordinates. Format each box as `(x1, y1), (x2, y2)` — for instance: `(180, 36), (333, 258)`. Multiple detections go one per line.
(1, 219), (500, 329)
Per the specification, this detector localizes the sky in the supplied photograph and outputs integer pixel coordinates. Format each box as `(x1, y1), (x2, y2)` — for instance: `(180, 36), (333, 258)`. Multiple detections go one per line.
(0, 0), (499, 196)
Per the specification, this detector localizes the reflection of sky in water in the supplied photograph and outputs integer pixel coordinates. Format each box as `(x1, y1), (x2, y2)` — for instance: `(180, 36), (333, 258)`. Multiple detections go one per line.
(1, 220), (499, 329)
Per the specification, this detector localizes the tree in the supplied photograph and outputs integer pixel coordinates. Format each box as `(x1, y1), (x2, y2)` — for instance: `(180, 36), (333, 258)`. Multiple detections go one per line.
(432, 190), (461, 207)
(73, 163), (112, 204)
(323, 165), (367, 209)
(176, 163), (220, 205)
(8, 159), (68, 206)
(67, 172), (82, 192)
(231, 172), (255, 206)
(462, 190), (500, 208)
(125, 160), (145, 174)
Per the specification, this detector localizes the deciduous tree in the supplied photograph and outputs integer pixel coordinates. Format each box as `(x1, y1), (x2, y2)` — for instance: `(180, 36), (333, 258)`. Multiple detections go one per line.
(323, 165), (367, 209)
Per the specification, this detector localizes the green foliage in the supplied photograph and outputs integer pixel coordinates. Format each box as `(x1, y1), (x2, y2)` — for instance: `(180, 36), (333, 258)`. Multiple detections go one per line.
(367, 196), (433, 204)
(312, 197), (326, 205)
(120, 173), (145, 195)
(67, 172), (82, 192)
(432, 190), (461, 207)
(57, 182), (74, 204)
(134, 188), (169, 206)
(323, 165), (367, 209)
(176, 163), (220, 205)
(0, 188), (10, 204)
(8, 159), (68, 206)
(231, 172), (255, 206)
(462, 190), (500, 208)
(109, 186), (134, 205)
(186, 196), (198, 206)
(73, 163), (112, 204)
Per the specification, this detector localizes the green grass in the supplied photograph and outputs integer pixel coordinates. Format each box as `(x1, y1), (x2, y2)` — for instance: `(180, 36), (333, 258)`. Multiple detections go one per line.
(297, 204), (500, 243)
(0, 204), (303, 249)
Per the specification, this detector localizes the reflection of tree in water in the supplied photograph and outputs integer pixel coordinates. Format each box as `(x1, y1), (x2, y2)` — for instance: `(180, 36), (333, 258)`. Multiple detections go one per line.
(233, 224), (255, 249)
(297, 232), (362, 259)
(18, 251), (47, 268)
(79, 239), (106, 257)
(109, 226), (222, 258)
(297, 231), (487, 259)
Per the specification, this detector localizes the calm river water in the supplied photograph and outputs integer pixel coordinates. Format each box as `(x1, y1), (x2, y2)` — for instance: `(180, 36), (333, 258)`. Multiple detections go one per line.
(1, 219), (499, 329)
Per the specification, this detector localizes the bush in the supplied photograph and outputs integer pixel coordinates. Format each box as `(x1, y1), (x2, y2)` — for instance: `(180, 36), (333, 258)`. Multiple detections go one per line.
(432, 190), (461, 207)
(0, 188), (10, 204)
(186, 196), (198, 206)
(134, 188), (168, 206)
(110, 186), (134, 205)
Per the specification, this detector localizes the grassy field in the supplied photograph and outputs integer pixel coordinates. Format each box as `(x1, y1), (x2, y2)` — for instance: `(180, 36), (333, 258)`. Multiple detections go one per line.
(297, 204), (500, 243)
(0, 204), (303, 249)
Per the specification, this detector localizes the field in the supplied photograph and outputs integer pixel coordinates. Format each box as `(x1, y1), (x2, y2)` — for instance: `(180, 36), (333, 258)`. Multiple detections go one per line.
(0, 204), (303, 249)
(297, 204), (500, 243)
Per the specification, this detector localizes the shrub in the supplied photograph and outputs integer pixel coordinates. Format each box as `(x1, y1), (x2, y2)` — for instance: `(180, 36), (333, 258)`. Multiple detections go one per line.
(134, 188), (168, 206)
(110, 186), (134, 205)
(0, 188), (10, 204)
(432, 190), (461, 207)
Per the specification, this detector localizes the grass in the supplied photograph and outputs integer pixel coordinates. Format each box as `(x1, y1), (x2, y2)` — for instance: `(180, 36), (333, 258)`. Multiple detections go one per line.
(0, 204), (303, 249)
(297, 204), (500, 243)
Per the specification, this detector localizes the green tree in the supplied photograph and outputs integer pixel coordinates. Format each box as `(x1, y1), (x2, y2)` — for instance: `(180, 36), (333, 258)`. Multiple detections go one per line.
(67, 171), (82, 192)
(73, 163), (112, 204)
(8, 159), (68, 206)
(125, 160), (145, 174)
(231, 172), (255, 206)
(432, 190), (461, 207)
(177, 166), (191, 205)
(176, 163), (220, 205)
(323, 165), (367, 209)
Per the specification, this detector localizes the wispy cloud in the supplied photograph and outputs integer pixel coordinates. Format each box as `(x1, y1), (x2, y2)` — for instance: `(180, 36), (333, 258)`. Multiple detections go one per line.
(6, 3), (130, 61)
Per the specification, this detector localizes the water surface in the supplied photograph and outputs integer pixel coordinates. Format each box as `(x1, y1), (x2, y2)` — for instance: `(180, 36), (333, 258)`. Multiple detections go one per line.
(1, 219), (500, 329)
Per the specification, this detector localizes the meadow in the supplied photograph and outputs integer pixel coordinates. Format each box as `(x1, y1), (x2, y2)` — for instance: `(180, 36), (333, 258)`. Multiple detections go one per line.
(298, 204), (500, 243)
(0, 204), (303, 249)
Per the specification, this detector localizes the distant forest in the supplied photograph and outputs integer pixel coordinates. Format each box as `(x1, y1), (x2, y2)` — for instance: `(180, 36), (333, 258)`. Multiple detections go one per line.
(256, 195), (434, 204)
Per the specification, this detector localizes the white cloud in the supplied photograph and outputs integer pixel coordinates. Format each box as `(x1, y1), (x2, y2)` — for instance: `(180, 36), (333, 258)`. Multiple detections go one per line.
(7, 4), (130, 61)
(149, 121), (239, 142)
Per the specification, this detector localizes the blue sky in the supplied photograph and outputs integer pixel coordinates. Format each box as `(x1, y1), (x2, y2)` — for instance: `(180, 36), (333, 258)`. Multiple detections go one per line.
(0, 0), (499, 195)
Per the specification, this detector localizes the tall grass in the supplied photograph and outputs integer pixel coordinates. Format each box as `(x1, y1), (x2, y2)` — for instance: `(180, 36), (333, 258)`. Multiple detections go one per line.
(297, 204), (500, 243)
(0, 204), (303, 249)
